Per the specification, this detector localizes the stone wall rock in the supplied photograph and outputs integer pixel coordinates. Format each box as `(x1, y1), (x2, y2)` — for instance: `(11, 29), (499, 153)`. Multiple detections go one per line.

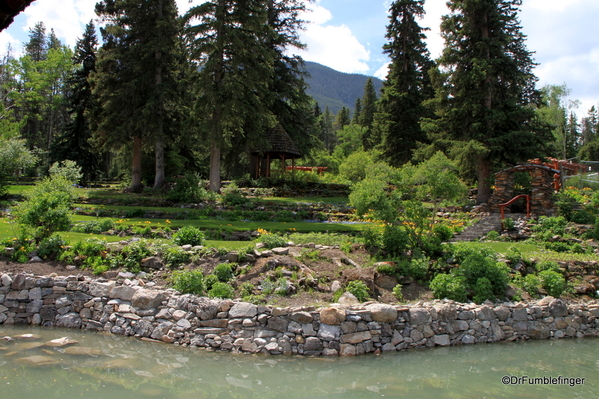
(1, 272), (598, 357)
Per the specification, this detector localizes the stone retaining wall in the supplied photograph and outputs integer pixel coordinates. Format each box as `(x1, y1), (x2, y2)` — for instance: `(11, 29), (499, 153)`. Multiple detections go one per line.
(2, 273), (599, 356)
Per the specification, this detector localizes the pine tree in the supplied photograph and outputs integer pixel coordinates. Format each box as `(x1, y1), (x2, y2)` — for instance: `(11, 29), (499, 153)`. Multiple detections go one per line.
(93, 0), (183, 192)
(334, 107), (350, 131)
(424, 0), (547, 204)
(25, 22), (47, 62)
(264, 0), (315, 156)
(352, 97), (362, 125)
(373, 0), (434, 166)
(359, 77), (378, 149)
(185, 0), (275, 192)
(50, 21), (100, 185)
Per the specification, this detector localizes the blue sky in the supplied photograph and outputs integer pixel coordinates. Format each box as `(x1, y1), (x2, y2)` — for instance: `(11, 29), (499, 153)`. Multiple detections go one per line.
(1, 0), (599, 115)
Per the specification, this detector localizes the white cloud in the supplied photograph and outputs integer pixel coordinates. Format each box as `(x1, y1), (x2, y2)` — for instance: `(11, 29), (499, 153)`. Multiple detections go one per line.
(374, 62), (389, 80)
(0, 31), (20, 56)
(296, 1), (370, 74)
(22, 0), (97, 48)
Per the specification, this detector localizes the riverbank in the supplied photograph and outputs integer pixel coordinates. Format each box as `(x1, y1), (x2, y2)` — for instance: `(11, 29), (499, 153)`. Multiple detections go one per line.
(2, 272), (598, 356)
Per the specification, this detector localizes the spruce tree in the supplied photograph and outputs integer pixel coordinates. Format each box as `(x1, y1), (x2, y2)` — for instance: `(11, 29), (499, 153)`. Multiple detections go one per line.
(424, 0), (547, 204)
(334, 107), (350, 131)
(185, 0), (275, 191)
(93, 0), (182, 192)
(373, 0), (434, 166)
(50, 21), (100, 185)
(359, 77), (378, 149)
(25, 22), (47, 62)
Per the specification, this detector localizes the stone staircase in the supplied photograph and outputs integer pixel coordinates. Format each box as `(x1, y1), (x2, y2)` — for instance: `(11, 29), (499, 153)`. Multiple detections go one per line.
(451, 213), (503, 242)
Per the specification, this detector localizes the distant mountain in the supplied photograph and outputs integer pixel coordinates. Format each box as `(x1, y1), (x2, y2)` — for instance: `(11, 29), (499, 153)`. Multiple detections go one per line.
(303, 61), (384, 116)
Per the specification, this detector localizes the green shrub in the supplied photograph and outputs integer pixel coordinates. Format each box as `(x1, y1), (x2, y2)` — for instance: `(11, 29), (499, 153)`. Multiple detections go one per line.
(454, 246), (509, 297)
(167, 174), (207, 203)
(392, 284), (403, 301)
(433, 223), (454, 242)
(71, 219), (115, 234)
(346, 280), (370, 302)
(430, 273), (467, 302)
(485, 230), (500, 241)
(502, 217), (515, 231)
(214, 263), (234, 282)
(163, 246), (191, 268)
(532, 216), (567, 238)
(376, 261), (398, 276)
(473, 277), (494, 304)
(382, 224), (409, 257)
(15, 175), (75, 241)
(258, 232), (287, 249)
(116, 240), (152, 273)
(173, 226), (204, 246)
(239, 282), (254, 297)
(171, 270), (205, 295)
(504, 246), (522, 264)
(362, 225), (382, 250)
(208, 282), (235, 298)
(539, 270), (566, 298)
(37, 234), (68, 260)
(48, 160), (82, 185)
(536, 260), (561, 273)
(204, 274), (219, 291)
(519, 274), (541, 297)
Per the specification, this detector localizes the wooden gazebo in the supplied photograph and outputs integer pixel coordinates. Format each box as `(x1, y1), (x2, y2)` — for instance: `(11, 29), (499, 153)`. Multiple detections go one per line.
(250, 124), (301, 179)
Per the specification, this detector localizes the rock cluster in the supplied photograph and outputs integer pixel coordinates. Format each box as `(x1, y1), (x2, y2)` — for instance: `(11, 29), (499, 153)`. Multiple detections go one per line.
(2, 272), (599, 356)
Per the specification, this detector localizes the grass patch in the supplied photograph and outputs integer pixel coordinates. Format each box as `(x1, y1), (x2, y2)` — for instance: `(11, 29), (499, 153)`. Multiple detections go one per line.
(456, 241), (599, 262)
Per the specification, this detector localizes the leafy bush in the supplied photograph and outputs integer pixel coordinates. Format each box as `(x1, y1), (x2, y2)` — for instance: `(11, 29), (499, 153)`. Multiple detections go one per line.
(502, 217), (515, 231)
(485, 230), (500, 241)
(49, 160), (83, 185)
(239, 282), (254, 297)
(504, 246), (522, 264)
(392, 284), (403, 301)
(173, 226), (204, 246)
(115, 240), (152, 273)
(167, 174), (207, 203)
(382, 224), (409, 257)
(208, 282), (235, 298)
(531, 216), (567, 239)
(536, 260), (561, 273)
(171, 270), (205, 295)
(430, 273), (467, 302)
(456, 247), (509, 297)
(346, 280), (370, 302)
(473, 277), (494, 304)
(518, 274), (541, 297)
(214, 263), (235, 282)
(258, 232), (287, 249)
(433, 223), (454, 241)
(204, 274), (219, 291)
(71, 219), (115, 234)
(399, 256), (429, 281)
(37, 234), (68, 260)
(221, 183), (248, 206)
(15, 175), (75, 241)
(539, 270), (566, 298)
(163, 246), (191, 268)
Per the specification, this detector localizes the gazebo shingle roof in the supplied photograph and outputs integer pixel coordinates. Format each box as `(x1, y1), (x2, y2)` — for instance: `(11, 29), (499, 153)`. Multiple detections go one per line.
(251, 124), (301, 159)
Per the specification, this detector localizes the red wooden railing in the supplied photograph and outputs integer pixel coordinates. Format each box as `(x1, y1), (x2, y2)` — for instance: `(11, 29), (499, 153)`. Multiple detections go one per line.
(285, 166), (328, 174)
(499, 194), (530, 229)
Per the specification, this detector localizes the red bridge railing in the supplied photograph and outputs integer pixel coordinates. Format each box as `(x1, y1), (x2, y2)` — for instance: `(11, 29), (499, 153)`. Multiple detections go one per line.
(499, 194), (530, 229)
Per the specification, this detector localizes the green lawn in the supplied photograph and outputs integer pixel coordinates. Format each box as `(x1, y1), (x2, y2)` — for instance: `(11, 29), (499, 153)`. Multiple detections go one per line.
(456, 241), (599, 262)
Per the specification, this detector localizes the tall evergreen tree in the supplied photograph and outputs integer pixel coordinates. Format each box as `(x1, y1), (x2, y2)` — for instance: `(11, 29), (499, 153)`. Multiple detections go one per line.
(373, 0), (434, 166)
(423, 0), (547, 204)
(352, 97), (362, 125)
(565, 111), (580, 158)
(185, 0), (275, 192)
(50, 21), (100, 185)
(93, 0), (182, 192)
(334, 106), (350, 131)
(24, 22), (47, 62)
(359, 77), (377, 149)
(581, 106), (597, 146)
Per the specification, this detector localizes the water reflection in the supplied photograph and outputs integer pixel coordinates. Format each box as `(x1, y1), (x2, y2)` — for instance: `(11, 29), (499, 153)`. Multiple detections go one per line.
(1, 325), (597, 398)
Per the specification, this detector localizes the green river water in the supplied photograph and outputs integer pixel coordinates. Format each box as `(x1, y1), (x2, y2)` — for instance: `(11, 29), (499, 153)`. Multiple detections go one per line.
(0, 325), (597, 399)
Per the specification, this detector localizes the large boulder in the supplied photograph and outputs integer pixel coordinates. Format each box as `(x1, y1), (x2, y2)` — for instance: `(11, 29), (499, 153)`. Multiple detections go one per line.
(366, 303), (397, 323)
(131, 289), (167, 309)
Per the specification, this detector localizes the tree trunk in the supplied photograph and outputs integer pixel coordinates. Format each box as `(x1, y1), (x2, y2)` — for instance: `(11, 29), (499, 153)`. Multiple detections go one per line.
(130, 135), (143, 193)
(476, 155), (492, 204)
(153, 0), (166, 192)
(153, 138), (166, 191)
(209, 138), (221, 192)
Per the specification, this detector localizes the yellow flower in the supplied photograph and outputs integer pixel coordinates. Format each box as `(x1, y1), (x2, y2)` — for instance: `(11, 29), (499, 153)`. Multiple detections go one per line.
(166, 219), (171, 224)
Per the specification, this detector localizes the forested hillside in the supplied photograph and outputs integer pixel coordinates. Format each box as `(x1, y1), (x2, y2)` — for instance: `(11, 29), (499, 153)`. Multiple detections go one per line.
(304, 61), (383, 115)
